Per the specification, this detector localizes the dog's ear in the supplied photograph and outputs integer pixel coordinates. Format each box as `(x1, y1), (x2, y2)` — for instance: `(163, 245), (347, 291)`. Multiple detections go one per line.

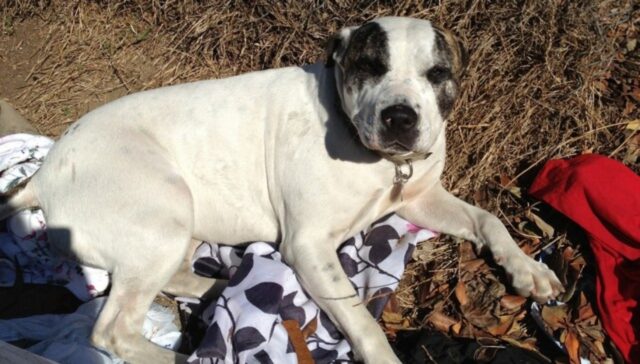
(433, 25), (469, 78)
(325, 26), (357, 67)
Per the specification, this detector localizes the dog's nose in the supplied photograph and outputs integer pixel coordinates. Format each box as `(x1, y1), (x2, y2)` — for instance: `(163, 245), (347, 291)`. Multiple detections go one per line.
(381, 104), (418, 131)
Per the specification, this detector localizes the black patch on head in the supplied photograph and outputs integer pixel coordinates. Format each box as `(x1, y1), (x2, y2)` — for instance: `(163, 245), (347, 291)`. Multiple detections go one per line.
(428, 30), (460, 118)
(342, 22), (390, 90)
(426, 65), (452, 85)
(435, 84), (457, 118)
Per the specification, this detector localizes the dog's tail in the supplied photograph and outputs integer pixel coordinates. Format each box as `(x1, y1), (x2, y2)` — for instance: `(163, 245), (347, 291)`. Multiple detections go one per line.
(0, 181), (38, 221)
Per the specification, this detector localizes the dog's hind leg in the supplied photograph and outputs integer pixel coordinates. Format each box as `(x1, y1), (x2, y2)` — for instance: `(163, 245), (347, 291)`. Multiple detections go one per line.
(89, 223), (192, 364)
(34, 135), (198, 363)
(162, 239), (227, 300)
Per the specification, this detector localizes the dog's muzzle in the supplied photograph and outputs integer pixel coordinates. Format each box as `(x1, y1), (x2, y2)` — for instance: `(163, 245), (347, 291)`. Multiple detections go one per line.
(380, 104), (419, 152)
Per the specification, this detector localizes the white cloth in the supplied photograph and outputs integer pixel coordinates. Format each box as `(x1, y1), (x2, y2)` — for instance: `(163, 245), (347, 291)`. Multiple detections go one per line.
(0, 133), (109, 300)
(0, 133), (52, 193)
(0, 297), (182, 364)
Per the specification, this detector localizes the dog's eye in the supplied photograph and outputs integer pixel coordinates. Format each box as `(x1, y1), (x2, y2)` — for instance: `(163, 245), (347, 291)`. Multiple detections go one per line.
(355, 57), (387, 76)
(426, 66), (451, 84)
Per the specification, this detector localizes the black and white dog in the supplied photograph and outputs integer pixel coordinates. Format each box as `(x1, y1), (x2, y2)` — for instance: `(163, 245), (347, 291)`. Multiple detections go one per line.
(1, 17), (562, 363)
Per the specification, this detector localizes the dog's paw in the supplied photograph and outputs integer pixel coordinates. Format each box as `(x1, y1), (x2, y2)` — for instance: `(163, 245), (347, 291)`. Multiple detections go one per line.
(504, 253), (564, 303)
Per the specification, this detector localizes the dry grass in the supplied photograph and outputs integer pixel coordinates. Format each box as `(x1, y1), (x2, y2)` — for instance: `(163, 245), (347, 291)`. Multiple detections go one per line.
(1, 0), (638, 360)
(3, 0), (637, 192)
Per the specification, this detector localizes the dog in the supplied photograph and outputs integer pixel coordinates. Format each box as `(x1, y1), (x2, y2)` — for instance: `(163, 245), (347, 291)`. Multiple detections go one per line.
(0, 16), (563, 363)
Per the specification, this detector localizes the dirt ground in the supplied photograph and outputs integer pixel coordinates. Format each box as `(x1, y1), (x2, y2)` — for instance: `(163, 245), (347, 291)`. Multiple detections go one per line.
(1, 1), (638, 363)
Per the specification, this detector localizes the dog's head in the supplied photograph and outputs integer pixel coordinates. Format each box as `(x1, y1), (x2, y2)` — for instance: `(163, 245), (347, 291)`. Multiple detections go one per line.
(326, 17), (467, 159)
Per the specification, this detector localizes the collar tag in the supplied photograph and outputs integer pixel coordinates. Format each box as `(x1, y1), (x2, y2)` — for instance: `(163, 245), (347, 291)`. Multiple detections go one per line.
(393, 160), (413, 185)
(391, 160), (413, 202)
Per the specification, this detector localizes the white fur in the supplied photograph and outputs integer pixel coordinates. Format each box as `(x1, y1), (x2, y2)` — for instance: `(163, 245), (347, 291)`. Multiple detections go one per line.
(7, 17), (562, 363)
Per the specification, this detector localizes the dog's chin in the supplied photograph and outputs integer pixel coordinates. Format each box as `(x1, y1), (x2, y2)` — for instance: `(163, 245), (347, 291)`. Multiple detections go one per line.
(354, 131), (429, 160)
(362, 140), (424, 160)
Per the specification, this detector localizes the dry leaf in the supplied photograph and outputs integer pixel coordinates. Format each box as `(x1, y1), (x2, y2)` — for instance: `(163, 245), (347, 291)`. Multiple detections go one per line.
(527, 211), (555, 238)
(502, 336), (539, 352)
(623, 133), (640, 165)
(455, 281), (469, 305)
(565, 330), (581, 364)
(500, 295), (526, 310)
(452, 321), (462, 335)
(499, 174), (512, 187)
(473, 186), (489, 206)
(623, 100), (636, 115)
(498, 174), (522, 197)
(541, 305), (569, 331)
(578, 302), (595, 322)
(460, 258), (485, 272)
(626, 119), (640, 131)
(382, 310), (404, 325)
(427, 311), (459, 333)
(487, 315), (514, 336)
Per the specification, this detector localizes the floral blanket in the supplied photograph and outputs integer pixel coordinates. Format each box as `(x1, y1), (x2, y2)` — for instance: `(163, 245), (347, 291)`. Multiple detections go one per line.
(187, 215), (436, 364)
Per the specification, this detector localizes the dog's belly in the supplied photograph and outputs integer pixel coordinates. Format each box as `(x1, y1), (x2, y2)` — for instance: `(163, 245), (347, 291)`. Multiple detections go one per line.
(185, 171), (280, 245)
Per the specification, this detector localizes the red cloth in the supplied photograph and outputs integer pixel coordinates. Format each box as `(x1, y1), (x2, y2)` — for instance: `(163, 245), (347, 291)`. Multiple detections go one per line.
(529, 154), (640, 363)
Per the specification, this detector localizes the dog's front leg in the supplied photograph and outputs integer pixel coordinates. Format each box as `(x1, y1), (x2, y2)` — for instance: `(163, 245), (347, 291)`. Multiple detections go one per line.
(399, 183), (563, 302)
(281, 232), (401, 364)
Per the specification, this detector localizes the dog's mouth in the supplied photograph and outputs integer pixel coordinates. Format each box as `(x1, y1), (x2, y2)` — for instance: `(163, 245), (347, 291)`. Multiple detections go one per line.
(385, 141), (411, 152)
(375, 141), (415, 157)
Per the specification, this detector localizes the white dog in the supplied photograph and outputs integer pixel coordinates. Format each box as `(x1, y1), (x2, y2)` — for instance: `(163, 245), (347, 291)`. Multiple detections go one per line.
(0, 17), (563, 363)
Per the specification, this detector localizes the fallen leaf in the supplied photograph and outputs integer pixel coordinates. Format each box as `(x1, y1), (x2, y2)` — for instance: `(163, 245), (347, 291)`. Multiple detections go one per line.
(594, 80), (608, 93)
(452, 321), (462, 335)
(385, 292), (400, 313)
(498, 174), (522, 197)
(623, 133), (640, 165)
(427, 311), (459, 333)
(460, 258), (485, 272)
(541, 305), (569, 331)
(473, 186), (489, 206)
(500, 295), (526, 310)
(578, 302), (596, 322)
(487, 315), (514, 336)
(455, 281), (469, 305)
(527, 211), (555, 238)
(626, 119), (640, 131)
(623, 100), (636, 115)
(382, 310), (404, 325)
(459, 241), (478, 262)
(499, 174), (512, 187)
(565, 330), (581, 364)
(502, 336), (538, 352)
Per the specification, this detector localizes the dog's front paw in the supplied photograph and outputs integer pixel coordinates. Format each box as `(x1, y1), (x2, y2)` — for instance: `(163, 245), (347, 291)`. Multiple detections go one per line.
(504, 253), (564, 303)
